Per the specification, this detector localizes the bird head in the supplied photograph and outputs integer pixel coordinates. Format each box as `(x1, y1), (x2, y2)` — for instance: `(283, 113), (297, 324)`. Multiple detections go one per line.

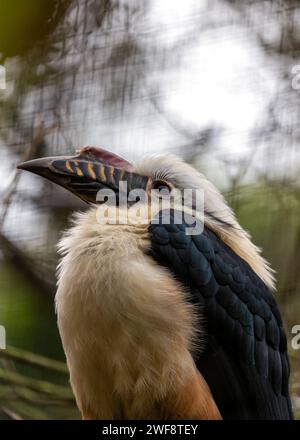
(18, 146), (275, 289)
(17, 146), (198, 224)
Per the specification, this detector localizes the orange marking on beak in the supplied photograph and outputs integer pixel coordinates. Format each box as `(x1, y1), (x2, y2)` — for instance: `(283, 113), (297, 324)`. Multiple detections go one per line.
(99, 165), (106, 182)
(119, 169), (125, 181)
(66, 161), (73, 173)
(109, 166), (115, 185)
(88, 163), (96, 180)
(76, 167), (84, 176)
(74, 161), (84, 177)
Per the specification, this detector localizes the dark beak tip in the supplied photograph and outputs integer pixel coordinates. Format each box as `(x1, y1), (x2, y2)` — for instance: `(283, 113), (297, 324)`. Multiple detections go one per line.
(16, 157), (54, 173)
(17, 162), (26, 170)
(17, 161), (36, 173)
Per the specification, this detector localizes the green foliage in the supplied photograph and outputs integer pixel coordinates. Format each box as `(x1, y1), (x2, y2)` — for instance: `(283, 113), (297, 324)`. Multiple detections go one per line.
(0, 262), (63, 360)
(0, 0), (72, 59)
(0, 346), (78, 420)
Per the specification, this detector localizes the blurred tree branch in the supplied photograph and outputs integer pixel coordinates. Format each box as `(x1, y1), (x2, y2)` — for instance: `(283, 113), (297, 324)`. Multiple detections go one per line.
(0, 345), (77, 420)
(0, 346), (68, 375)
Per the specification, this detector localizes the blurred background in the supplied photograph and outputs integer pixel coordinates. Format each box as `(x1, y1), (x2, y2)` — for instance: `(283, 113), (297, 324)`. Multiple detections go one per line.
(0, 0), (299, 419)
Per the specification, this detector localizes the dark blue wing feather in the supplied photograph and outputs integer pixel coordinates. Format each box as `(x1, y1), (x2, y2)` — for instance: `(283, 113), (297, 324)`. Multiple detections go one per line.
(149, 210), (293, 419)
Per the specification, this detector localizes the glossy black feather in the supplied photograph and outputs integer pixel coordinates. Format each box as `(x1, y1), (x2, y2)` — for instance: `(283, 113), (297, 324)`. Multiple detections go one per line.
(149, 209), (293, 420)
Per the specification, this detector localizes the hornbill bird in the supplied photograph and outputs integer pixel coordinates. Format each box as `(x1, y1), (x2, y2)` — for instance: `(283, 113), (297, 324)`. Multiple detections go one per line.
(18, 146), (293, 420)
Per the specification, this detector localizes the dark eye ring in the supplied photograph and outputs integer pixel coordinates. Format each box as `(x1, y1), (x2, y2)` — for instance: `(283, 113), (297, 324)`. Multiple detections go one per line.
(151, 179), (172, 193)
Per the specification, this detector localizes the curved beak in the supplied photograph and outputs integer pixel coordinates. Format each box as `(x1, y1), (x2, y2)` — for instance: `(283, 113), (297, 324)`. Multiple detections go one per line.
(17, 146), (149, 204)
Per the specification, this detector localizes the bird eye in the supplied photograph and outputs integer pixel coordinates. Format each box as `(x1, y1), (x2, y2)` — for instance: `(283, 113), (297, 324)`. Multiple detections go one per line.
(151, 180), (172, 194)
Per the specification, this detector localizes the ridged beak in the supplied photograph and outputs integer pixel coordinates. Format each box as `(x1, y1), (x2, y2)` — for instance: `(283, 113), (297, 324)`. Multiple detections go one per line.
(17, 146), (149, 204)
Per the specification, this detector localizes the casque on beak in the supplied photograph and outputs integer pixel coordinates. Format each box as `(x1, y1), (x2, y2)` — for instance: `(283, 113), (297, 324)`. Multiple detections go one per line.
(17, 146), (149, 204)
